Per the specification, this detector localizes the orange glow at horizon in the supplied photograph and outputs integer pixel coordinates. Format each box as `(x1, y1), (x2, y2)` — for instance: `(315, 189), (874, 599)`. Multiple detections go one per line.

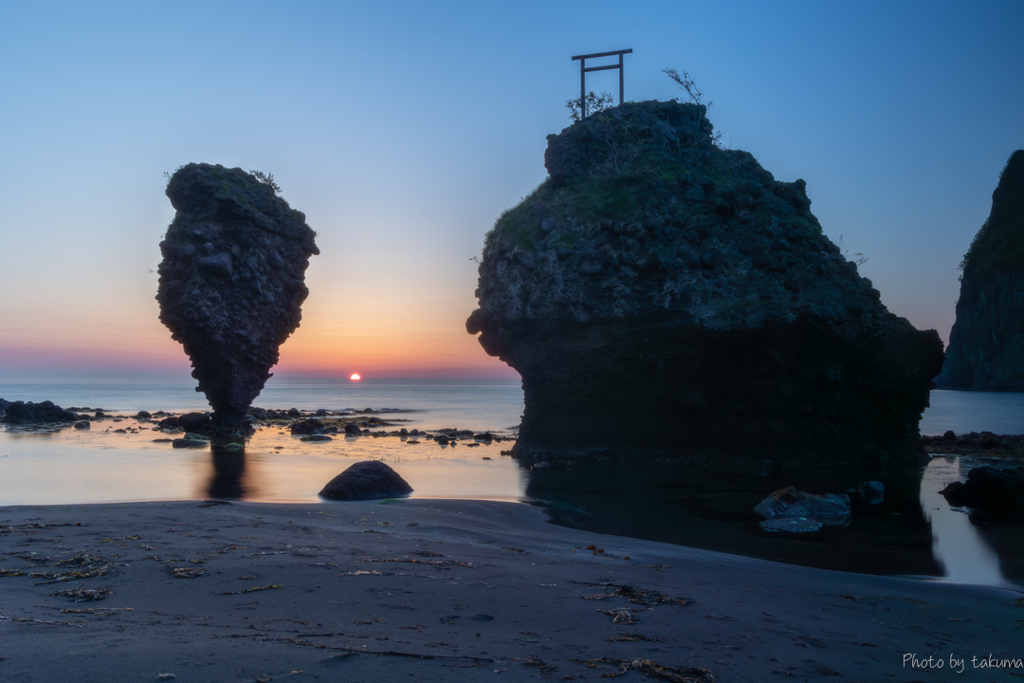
(350, 373), (361, 381)
(263, 293), (519, 380)
(0, 280), (521, 381)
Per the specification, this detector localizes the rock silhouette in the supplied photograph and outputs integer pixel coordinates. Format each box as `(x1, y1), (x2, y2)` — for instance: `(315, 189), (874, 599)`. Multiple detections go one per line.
(468, 101), (943, 468)
(157, 164), (319, 435)
(0, 399), (78, 424)
(937, 150), (1024, 390)
(319, 461), (413, 501)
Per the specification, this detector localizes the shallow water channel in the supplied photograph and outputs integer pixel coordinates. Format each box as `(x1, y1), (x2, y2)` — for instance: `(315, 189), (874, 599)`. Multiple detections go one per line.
(526, 455), (1024, 588)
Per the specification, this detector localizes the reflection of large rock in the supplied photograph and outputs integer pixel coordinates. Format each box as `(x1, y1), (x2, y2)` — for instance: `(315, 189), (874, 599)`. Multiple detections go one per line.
(937, 150), (1024, 390)
(468, 101), (943, 466)
(157, 164), (319, 434)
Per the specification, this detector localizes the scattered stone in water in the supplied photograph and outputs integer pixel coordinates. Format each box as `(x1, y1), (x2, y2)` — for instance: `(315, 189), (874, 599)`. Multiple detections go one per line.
(301, 434), (333, 442)
(940, 465), (1024, 512)
(850, 480), (885, 504)
(74, 420), (91, 430)
(179, 412), (211, 433)
(172, 437), (208, 449)
(290, 418), (324, 435)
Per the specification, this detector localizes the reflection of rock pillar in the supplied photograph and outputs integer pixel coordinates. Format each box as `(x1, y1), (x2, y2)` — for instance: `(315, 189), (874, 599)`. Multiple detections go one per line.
(208, 443), (248, 499)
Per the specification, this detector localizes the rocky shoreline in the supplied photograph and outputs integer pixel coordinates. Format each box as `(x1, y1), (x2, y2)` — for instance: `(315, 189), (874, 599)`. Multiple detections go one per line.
(5, 395), (1024, 461)
(922, 431), (1024, 458)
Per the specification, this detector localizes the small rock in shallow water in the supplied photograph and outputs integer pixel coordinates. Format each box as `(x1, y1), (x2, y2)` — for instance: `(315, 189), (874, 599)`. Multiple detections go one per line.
(172, 438), (208, 449)
(850, 480), (885, 504)
(74, 420), (91, 430)
(290, 418), (324, 435)
(179, 412), (210, 432)
(940, 466), (1024, 511)
(979, 431), (1000, 448)
(755, 486), (850, 527)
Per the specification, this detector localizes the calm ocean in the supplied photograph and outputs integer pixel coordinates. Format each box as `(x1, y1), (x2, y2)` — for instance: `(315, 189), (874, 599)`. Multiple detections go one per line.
(0, 379), (525, 433)
(2, 382), (1022, 435)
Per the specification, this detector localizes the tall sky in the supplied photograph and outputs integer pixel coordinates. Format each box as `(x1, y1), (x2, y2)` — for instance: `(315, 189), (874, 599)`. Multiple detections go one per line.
(1, 0), (1022, 382)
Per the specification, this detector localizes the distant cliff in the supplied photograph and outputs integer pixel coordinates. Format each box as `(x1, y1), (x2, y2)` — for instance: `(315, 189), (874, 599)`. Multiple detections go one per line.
(937, 151), (1024, 391)
(468, 101), (943, 468)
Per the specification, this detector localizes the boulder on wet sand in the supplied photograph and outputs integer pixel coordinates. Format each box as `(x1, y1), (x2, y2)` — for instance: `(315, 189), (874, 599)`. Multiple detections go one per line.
(467, 100), (943, 468)
(319, 461), (413, 501)
(156, 164), (319, 436)
(754, 486), (851, 532)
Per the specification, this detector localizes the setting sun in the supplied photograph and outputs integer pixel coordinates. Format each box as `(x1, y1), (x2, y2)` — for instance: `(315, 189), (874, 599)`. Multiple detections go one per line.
(350, 373), (361, 381)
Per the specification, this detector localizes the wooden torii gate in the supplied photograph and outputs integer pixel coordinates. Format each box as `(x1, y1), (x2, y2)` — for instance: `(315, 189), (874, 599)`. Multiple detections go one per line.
(571, 48), (633, 119)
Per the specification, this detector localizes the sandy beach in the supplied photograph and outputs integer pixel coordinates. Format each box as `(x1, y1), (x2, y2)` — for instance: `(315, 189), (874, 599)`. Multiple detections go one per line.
(1, 499), (1021, 682)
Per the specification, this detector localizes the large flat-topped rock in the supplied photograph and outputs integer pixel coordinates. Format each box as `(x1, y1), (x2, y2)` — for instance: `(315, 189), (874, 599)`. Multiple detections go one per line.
(468, 100), (943, 469)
